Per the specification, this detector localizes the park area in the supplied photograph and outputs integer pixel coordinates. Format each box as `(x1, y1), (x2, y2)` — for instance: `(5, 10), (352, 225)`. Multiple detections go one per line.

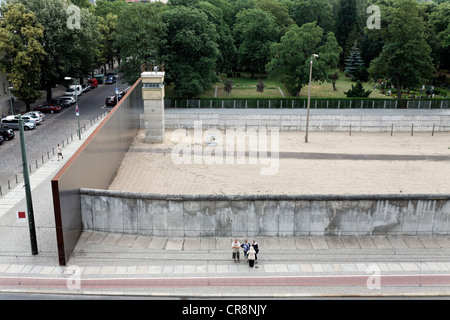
(108, 129), (450, 196)
(187, 71), (450, 100)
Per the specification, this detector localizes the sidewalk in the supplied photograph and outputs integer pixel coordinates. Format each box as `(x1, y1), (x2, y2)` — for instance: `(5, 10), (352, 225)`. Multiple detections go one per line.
(1, 114), (450, 297)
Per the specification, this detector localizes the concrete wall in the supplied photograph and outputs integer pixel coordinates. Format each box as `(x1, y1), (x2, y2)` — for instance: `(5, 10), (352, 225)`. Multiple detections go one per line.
(162, 110), (450, 132)
(80, 189), (450, 236)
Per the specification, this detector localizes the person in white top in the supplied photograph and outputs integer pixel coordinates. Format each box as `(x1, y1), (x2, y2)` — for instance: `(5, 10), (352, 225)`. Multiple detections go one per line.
(57, 144), (63, 161)
(232, 239), (240, 263)
(248, 245), (257, 268)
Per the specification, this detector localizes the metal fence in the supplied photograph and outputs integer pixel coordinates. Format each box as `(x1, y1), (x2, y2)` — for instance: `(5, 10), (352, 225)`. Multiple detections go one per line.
(165, 99), (450, 110)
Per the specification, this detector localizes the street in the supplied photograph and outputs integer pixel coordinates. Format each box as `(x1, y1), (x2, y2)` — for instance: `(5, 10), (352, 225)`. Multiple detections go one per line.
(0, 75), (129, 195)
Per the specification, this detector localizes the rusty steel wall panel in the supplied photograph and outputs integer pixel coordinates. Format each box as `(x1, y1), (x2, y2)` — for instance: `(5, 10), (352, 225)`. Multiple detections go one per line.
(52, 79), (143, 265)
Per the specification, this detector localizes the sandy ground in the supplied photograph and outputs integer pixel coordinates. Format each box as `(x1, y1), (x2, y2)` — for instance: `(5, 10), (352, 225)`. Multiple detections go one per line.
(108, 129), (450, 195)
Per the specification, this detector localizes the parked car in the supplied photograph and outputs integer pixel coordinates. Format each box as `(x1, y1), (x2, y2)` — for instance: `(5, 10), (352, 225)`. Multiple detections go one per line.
(23, 112), (44, 125)
(34, 103), (62, 113)
(57, 96), (76, 107)
(18, 114), (42, 125)
(0, 128), (15, 141)
(81, 83), (91, 93)
(88, 78), (98, 88)
(1, 117), (36, 130)
(26, 110), (45, 121)
(105, 90), (127, 107)
(104, 75), (116, 84)
(65, 85), (82, 96)
(105, 95), (117, 106)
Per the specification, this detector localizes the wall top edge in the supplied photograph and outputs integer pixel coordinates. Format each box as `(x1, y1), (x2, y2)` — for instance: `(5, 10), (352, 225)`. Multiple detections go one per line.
(141, 72), (165, 77)
(79, 188), (450, 201)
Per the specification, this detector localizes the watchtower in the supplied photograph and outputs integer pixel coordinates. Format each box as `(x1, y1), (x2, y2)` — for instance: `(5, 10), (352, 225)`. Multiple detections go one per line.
(141, 66), (165, 143)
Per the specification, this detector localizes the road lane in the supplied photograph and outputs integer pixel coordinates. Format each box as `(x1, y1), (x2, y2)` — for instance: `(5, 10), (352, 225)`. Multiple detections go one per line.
(0, 76), (129, 195)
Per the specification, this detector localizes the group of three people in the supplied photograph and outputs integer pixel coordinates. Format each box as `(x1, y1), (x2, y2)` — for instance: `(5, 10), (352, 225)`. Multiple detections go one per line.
(232, 239), (259, 268)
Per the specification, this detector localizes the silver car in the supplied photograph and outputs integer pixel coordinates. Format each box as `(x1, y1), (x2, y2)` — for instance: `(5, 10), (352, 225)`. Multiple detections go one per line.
(1, 116), (36, 130)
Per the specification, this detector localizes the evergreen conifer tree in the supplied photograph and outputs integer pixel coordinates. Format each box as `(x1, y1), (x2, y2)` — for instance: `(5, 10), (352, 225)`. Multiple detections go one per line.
(344, 40), (364, 77)
(344, 80), (371, 97)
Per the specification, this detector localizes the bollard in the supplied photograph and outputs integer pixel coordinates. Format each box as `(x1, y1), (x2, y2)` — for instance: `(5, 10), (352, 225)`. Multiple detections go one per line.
(411, 124), (414, 136)
(15, 175), (18, 184)
(432, 123), (435, 136)
(0, 185), (2, 195)
(391, 124), (393, 136)
(53, 147), (54, 155)
(349, 124), (352, 136)
(47, 151), (50, 159)
(29, 164), (32, 173)
(42, 155), (44, 164)
(35, 159), (38, 168)
(8, 180), (10, 189)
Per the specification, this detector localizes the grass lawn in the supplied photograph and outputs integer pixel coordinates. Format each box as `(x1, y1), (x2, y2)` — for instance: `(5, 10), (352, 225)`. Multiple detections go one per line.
(166, 71), (449, 100)
(197, 72), (391, 99)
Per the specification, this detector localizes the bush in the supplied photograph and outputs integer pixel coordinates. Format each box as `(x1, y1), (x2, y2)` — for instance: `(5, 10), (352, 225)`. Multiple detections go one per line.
(344, 80), (372, 98)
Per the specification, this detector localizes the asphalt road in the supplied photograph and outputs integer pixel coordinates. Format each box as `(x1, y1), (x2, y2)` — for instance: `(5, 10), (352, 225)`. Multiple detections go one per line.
(0, 76), (130, 195)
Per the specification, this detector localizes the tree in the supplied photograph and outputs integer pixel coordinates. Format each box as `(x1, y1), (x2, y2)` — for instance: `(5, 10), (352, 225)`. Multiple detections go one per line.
(288, 0), (334, 33)
(115, 2), (166, 84)
(368, 0), (435, 100)
(0, 3), (45, 111)
(161, 6), (219, 98)
(223, 79), (233, 96)
(344, 40), (364, 77)
(9, 0), (100, 99)
(256, 80), (265, 94)
(233, 8), (279, 77)
(344, 80), (371, 97)
(253, 0), (294, 38)
(334, 0), (358, 64)
(197, 1), (236, 73)
(328, 71), (339, 91)
(266, 23), (342, 97)
(429, 1), (450, 69)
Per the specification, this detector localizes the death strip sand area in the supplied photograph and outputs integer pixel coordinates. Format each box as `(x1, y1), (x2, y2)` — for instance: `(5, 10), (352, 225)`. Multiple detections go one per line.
(108, 129), (450, 195)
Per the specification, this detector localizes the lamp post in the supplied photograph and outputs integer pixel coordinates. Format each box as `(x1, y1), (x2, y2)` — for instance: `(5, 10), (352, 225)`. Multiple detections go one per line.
(65, 77), (81, 139)
(18, 114), (38, 255)
(305, 54), (319, 143)
(8, 86), (14, 115)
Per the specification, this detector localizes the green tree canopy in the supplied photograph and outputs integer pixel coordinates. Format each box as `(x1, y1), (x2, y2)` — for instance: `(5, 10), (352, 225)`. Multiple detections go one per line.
(233, 8), (279, 77)
(368, 0), (435, 99)
(0, 3), (45, 111)
(161, 6), (219, 98)
(266, 22), (341, 96)
(115, 2), (166, 84)
(9, 0), (101, 99)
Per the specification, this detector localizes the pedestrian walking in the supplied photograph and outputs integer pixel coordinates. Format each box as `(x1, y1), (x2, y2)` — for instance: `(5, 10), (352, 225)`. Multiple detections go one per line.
(57, 144), (63, 161)
(241, 239), (250, 262)
(248, 245), (257, 268)
(232, 238), (240, 263)
(252, 240), (259, 264)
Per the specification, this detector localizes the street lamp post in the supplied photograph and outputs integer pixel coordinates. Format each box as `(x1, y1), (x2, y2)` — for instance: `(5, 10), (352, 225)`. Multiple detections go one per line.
(65, 77), (81, 140)
(305, 54), (319, 143)
(18, 115), (38, 255)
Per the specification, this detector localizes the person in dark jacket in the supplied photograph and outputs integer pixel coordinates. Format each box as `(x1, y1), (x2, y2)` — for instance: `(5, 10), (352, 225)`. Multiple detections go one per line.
(252, 240), (259, 264)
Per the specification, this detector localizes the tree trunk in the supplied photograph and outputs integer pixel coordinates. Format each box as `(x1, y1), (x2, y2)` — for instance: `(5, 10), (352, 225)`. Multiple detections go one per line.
(332, 78), (337, 91)
(295, 87), (302, 97)
(396, 77), (402, 100)
(46, 83), (53, 101)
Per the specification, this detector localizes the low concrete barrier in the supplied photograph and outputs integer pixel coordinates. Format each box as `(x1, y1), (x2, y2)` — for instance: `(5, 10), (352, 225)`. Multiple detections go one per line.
(80, 189), (450, 236)
(162, 110), (450, 132)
